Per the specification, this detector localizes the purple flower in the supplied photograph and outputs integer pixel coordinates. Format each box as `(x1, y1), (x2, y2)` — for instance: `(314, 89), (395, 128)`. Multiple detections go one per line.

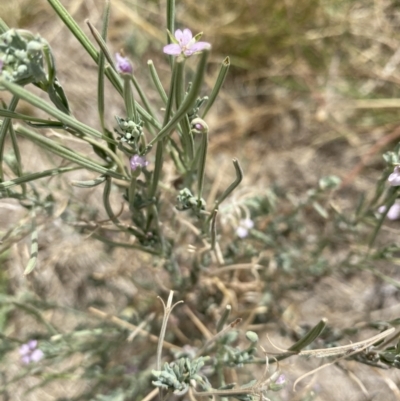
(130, 154), (149, 171)
(236, 218), (254, 238)
(275, 374), (286, 385)
(269, 374), (286, 392)
(388, 166), (400, 186)
(0, 59), (3, 73)
(115, 53), (133, 74)
(19, 340), (44, 364)
(163, 29), (211, 57)
(378, 200), (400, 220)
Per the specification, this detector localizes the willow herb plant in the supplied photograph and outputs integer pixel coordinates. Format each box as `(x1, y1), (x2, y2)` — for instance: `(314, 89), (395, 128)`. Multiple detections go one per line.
(1, 0), (400, 400)
(0, 1), (237, 269)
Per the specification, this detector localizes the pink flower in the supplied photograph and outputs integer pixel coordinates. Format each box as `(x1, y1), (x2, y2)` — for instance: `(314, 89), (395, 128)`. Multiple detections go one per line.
(130, 154), (149, 171)
(378, 201), (400, 220)
(236, 218), (254, 238)
(269, 374), (286, 391)
(115, 53), (133, 74)
(19, 340), (44, 364)
(163, 29), (211, 57)
(388, 166), (400, 186)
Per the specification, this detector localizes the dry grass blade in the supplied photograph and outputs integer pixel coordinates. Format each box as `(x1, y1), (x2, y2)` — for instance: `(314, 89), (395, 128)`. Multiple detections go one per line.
(297, 327), (395, 358)
(293, 327), (396, 391)
(88, 306), (181, 351)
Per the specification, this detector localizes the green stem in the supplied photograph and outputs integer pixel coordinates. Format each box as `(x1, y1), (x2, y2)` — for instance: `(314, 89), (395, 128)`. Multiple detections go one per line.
(147, 60), (168, 105)
(202, 57), (230, 118)
(0, 96), (19, 181)
(146, 50), (209, 147)
(14, 124), (125, 179)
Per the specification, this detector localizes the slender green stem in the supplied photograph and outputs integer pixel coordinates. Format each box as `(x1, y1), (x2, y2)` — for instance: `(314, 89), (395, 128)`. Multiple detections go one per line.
(214, 159), (243, 207)
(166, 0), (175, 40)
(103, 176), (144, 238)
(96, 1), (111, 133)
(130, 74), (157, 119)
(210, 209), (218, 251)
(79, 134), (126, 176)
(86, 18), (115, 71)
(202, 57), (230, 118)
(24, 216), (38, 275)
(123, 76), (138, 122)
(47, 0), (98, 61)
(173, 60), (194, 161)
(0, 96), (19, 181)
(216, 304), (231, 332)
(7, 122), (26, 195)
(174, 59), (185, 109)
(14, 124), (125, 179)
(148, 61), (179, 199)
(197, 128), (208, 202)
(0, 18), (9, 33)
(71, 174), (107, 188)
(147, 50), (209, 147)
(166, 0), (175, 70)
(147, 60), (168, 105)
(0, 109), (60, 123)
(0, 80), (115, 144)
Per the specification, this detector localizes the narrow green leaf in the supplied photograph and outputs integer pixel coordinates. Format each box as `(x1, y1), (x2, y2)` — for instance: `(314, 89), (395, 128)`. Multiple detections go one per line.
(15, 124), (125, 179)
(202, 57), (230, 118)
(0, 166), (78, 190)
(288, 318), (327, 352)
(148, 60), (168, 105)
(214, 159), (243, 207)
(24, 225), (38, 275)
(0, 80), (115, 144)
(0, 18), (9, 34)
(71, 175), (107, 188)
(0, 96), (19, 181)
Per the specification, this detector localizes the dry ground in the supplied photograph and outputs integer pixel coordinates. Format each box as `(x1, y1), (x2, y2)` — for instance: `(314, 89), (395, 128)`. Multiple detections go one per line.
(1, 0), (400, 400)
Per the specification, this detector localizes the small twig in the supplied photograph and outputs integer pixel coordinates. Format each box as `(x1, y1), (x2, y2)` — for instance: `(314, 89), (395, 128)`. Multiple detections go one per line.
(140, 388), (159, 401)
(183, 305), (213, 340)
(208, 263), (262, 276)
(88, 307), (180, 351)
(156, 291), (184, 401)
(196, 318), (242, 357)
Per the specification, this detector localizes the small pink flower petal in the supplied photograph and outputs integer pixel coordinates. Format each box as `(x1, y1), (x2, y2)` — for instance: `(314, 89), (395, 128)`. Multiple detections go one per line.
(30, 349), (44, 363)
(21, 355), (31, 365)
(236, 226), (249, 238)
(174, 29), (184, 42)
(130, 155), (149, 171)
(163, 43), (182, 56)
(184, 41), (211, 56)
(28, 340), (37, 349)
(378, 205), (386, 214)
(388, 166), (400, 186)
(378, 201), (400, 220)
(242, 218), (254, 229)
(115, 53), (133, 74)
(19, 344), (30, 355)
(181, 29), (193, 46)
